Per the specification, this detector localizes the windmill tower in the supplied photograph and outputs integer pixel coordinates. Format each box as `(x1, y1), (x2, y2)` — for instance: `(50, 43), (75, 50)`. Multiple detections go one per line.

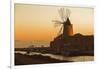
(53, 8), (73, 39)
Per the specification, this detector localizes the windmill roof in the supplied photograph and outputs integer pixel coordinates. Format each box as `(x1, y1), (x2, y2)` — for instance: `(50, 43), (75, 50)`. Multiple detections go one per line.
(64, 18), (71, 25)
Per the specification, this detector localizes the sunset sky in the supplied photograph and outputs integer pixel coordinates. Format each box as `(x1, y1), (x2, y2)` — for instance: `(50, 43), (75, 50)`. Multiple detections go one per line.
(15, 4), (94, 42)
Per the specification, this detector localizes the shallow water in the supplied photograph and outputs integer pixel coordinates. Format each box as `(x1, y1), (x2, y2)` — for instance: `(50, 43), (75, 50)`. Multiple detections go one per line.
(15, 51), (94, 62)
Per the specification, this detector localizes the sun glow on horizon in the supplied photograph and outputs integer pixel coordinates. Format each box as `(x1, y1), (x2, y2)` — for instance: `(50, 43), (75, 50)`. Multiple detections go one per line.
(15, 4), (94, 41)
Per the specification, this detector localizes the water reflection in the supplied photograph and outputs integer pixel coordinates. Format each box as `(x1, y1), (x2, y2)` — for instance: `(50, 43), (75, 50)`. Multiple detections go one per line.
(15, 51), (94, 62)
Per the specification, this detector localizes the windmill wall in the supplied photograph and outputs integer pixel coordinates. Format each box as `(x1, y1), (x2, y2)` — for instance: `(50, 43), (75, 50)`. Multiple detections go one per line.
(63, 24), (73, 37)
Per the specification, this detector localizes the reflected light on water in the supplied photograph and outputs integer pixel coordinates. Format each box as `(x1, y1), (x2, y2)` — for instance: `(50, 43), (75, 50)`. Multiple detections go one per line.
(15, 51), (94, 62)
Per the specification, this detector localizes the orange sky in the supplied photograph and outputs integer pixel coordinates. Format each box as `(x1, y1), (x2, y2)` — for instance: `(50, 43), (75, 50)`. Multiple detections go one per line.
(15, 4), (94, 41)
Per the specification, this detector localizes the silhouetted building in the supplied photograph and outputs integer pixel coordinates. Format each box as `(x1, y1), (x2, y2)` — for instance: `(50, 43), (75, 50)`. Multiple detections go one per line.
(50, 17), (94, 56)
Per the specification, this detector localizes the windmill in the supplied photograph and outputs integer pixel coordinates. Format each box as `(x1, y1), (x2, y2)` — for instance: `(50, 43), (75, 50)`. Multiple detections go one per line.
(53, 8), (73, 39)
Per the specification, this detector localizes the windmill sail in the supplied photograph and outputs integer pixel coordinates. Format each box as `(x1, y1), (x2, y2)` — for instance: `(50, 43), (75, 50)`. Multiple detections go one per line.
(58, 26), (63, 36)
(53, 8), (73, 37)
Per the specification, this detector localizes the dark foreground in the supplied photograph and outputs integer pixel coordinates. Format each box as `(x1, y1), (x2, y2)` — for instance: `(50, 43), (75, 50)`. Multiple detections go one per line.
(15, 53), (72, 65)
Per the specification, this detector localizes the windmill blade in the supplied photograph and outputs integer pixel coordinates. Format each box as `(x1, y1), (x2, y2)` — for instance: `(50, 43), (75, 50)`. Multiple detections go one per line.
(58, 8), (65, 22)
(52, 20), (63, 27)
(65, 8), (71, 19)
(52, 20), (63, 24)
(58, 26), (63, 36)
(54, 23), (61, 27)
